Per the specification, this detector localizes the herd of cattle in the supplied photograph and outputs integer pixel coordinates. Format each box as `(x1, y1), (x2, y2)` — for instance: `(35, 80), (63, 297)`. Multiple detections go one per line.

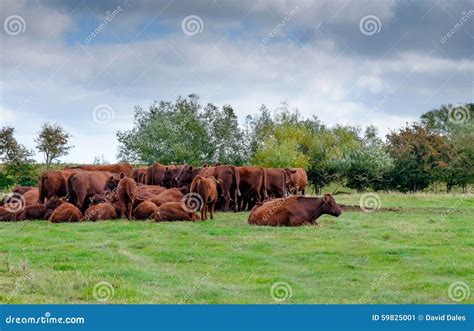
(0, 163), (342, 226)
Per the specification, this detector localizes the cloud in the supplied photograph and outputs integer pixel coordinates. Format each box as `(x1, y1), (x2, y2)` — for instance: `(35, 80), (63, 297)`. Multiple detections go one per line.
(0, 0), (472, 162)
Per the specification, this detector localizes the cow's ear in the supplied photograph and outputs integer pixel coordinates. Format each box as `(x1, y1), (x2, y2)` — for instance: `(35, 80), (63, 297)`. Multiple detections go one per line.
(323, 194), (332, 203)
(291, 169), (297, 173)
(120, 172), (125, 179)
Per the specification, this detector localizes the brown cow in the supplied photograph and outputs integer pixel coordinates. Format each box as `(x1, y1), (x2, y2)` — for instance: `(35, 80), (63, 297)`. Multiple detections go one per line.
(162, 165), (184, 188)
(12, 185), (36, 195)
(67, 171), (113, 211)
(83, 202), (117, 221)
(175, 165), (202, 187)
(146, 163), (167, 186)
(115, 173), (138, 220)
(177, 165), (240, 212)
(238, 166), (267, 211)
(38, 169), (78, 203)
(15, 204), (47, 220)
(153, 202), (198, 222)
(3, 189), (39, 212)
(105, 175), (164, 195)
(133, 201), (158, 220)
(49, 202), (83, 223)
(66, 163), (133, 177)
(149, 188), (184, 207)
(189, 175), (219, 220)
(265, 168), (288, 198)
(285, 168), (308, 195)
(248, 194), (342, 227)
(132, 167), (148, 184)
(0, 207), (15, 221)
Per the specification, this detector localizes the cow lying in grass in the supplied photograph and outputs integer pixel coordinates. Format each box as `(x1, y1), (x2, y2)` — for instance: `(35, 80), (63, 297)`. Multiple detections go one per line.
(153, 202), (198, 222)
(47, 196), (83, 223)
(248, 194), (342, 226)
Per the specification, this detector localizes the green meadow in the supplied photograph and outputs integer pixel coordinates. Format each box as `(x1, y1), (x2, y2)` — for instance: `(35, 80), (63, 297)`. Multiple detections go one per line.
(0, 193), (472, 304)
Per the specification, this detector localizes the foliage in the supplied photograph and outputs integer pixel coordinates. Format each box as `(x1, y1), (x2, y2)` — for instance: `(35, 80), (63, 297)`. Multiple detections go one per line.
(35, 122), (73, 166)
(334, 127), (394, 191)
(0, 127), (38, 189)
(0, 127), (34, 164)
(385, 124), (452, 192)
(117, 96), (245, 165)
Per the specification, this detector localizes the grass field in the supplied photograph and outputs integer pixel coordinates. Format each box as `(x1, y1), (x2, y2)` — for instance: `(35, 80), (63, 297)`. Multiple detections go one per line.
(0, 193), (472, 304)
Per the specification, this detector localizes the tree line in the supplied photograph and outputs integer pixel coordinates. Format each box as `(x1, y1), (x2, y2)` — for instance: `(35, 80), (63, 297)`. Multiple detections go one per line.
(1, 96), (472, 193)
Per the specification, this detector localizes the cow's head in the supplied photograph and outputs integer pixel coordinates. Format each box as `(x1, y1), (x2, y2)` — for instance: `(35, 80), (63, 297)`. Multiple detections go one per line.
(45, 196), (64, 210)
(175, 165), (194, 187)
(162, 167), (177, 188)
(89, 194), (107, 206)
(284, 168), (297, 193)
(320, 194), (342, 217)
(104, 175), (120, 191)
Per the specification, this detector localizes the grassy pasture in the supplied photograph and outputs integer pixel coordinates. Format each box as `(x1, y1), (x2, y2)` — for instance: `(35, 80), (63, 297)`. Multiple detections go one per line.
(0, 193), (472, 304)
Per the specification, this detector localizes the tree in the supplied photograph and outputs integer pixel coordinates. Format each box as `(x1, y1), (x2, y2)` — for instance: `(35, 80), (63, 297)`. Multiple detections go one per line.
(385, 124), (452, 192)
(306, 125), (361, 193)
(0, 127), (37, 188)
(35, 122), (73, 166)
(421, 104), (474, 191)
(204, 103), (246, 165)
(334, 126), (394, 191)
(249, 104), (310, 168)
(117, 96), (246, 165)
(0, 127), (34, 164)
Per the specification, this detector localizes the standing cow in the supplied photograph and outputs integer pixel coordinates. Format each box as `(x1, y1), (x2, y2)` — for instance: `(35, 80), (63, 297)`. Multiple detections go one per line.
(66, 171), (113, 211)
(189, 175), (219, 220)
(264, 168), (288, 198)
(114, 173), (138, 220)
(285, 168), (308, 195)
(238, 166), (267, 211)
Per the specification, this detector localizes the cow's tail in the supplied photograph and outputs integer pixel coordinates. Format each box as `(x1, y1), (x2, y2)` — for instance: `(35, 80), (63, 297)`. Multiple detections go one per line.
(146, 165), (154, 185)
(190, 175), (202, 195)
(232, 166), (241, 196)
(282, 170), (288, 197)
(37, 173), (45, 203)
(261, 167), (268, 200)
(65, 173), (75, 202)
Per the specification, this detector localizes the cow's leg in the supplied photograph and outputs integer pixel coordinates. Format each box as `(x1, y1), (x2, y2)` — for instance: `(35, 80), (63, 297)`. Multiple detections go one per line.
(289, 215), (308, 227)
(210, 199), (217, 219)
(223, 189), (230, 212)
(233, 188), (239, 212)
(127, 201), (133, 220)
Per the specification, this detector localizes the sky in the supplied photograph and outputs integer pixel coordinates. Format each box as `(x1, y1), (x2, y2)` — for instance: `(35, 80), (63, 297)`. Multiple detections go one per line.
(0, 0), (473, 163)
